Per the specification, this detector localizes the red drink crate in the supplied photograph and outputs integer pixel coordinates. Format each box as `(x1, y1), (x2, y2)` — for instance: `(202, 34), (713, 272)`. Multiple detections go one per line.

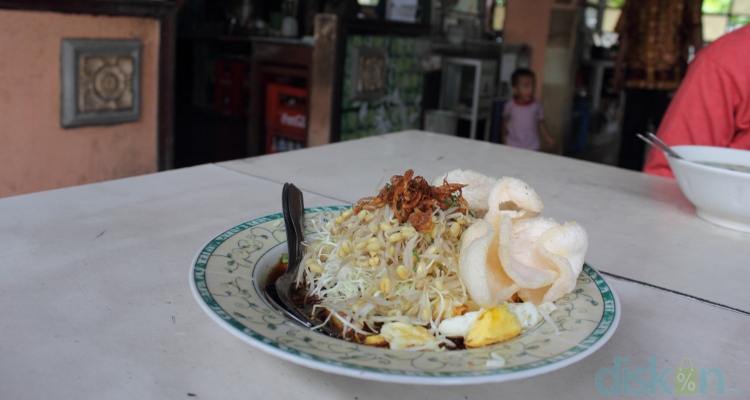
(214, 59), (251, 118)
(215, 59), (251, 89)
(215, 85), (249, 118)
(265, 84), (307, 135)
(265, 128), (306, 154)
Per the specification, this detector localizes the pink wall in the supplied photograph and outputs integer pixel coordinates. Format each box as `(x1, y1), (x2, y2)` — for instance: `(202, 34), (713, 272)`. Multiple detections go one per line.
(0, 10), (159, 198)
(503, 0), (576, 99)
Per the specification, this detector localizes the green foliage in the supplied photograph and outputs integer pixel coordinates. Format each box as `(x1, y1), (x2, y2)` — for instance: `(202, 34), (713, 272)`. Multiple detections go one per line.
(729, 14), (750, 29)
(702, 0), (731, 14)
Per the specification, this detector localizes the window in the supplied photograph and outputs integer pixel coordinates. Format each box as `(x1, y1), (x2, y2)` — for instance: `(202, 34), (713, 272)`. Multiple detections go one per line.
(492, 0), (506, 31)
(702, 0), (750, 42)
(584, 0), (624, 48)
(586, 0), (750, 45)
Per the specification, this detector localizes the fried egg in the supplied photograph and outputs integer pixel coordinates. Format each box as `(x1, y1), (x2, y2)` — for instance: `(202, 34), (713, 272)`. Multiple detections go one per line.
(437, 302), (550, 347)
(465, 305), (522, 347)
(378, 321), (439, 350)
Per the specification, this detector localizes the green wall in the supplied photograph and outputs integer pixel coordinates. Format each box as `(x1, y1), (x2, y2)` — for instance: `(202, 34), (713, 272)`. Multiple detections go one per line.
(340, 35), (424, 142)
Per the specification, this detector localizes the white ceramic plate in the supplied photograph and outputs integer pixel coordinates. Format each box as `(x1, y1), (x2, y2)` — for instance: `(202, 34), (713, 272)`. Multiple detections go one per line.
(190, 206), (620, 385)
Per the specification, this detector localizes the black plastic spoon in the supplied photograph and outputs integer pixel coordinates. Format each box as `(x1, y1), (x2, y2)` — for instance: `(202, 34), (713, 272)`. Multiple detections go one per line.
(264, 183), (338, 335)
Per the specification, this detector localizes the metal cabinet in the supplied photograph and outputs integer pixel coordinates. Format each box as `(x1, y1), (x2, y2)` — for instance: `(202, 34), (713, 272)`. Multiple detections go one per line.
(439, 57), (497, 140)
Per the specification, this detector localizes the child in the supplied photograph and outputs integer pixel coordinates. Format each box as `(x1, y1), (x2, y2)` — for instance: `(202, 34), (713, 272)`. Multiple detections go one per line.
(502, 69), (555, 151)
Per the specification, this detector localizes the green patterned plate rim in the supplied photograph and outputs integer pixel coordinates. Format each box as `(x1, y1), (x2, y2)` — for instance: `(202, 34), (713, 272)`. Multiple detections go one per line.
(190, 206), (620, 385)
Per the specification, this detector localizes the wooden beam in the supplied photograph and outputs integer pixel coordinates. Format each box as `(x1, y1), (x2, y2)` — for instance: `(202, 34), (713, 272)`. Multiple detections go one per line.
(307, 13), (340, 148)
(0, 0), (180, 18)
(157, 8), (178, 170)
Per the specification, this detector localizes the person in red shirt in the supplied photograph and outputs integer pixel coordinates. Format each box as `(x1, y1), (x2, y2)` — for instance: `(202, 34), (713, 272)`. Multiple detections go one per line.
(643, 25), (750, 178)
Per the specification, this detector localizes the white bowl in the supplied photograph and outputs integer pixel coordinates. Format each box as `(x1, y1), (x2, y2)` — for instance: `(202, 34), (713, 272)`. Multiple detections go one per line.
(666, 145), (750, 232)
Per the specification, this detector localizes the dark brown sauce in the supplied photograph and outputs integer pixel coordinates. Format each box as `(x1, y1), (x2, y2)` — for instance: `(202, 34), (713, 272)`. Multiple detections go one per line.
(450, 337), (466, 350)
(264, 257), (288, 288)
(267, 256), (347, 339)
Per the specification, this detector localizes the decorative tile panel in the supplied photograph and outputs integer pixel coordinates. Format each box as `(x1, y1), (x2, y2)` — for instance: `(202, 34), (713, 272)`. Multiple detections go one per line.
(61, 38), (141, 128)
(350, 46), (387, 101)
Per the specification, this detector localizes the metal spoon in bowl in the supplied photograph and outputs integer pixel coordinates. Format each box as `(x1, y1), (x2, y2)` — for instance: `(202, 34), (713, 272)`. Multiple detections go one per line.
(638, 133), (750, 174)
(264, 183), (338, 336)
(637, 132), (684, 160)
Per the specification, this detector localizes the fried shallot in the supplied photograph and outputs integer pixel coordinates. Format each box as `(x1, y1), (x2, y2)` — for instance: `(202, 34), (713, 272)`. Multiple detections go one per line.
(354, 169), (468, 231)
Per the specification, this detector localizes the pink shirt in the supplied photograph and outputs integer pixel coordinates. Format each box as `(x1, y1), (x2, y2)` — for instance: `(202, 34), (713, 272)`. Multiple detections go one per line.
(643, 25), (750, 178)
(503, 99), (544, 151)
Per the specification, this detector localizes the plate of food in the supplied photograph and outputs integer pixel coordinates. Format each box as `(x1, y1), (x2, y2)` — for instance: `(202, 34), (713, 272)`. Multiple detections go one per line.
(190, 170), (620, 385)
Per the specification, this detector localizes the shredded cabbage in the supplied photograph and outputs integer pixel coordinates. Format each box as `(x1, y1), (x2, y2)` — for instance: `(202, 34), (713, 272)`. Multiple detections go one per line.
(296, 205), (475, 337)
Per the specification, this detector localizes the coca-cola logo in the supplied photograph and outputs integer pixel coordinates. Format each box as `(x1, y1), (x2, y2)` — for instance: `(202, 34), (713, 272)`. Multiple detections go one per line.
(280, 112), (306, 129)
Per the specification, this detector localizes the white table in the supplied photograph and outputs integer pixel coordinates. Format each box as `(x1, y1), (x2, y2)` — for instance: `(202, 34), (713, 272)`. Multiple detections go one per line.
(2, 131), (748, 398)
